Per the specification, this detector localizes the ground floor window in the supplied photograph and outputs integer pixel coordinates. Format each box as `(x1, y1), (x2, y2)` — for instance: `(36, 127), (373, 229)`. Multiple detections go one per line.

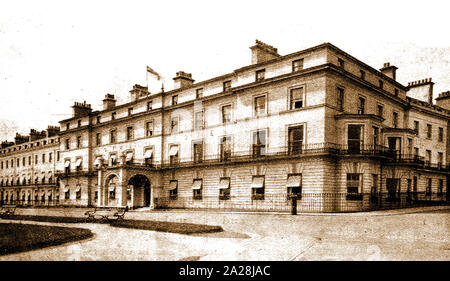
(406, 178), (412, 200)
(426, 178), (432, 197)
(286, 174), (302, 199)
(251, 175), (265, 200)
(65, 190), (70, 199)
(169, 180), (178, 200)
(438, 179), (444, 197)
(219, 177), (230, 200)
(386, 178), (400, 201)
(126, 188), (131, 200)
(346, 173), (362, 200)
(109, 189), (116, 200)
(192, 179), (203, 200)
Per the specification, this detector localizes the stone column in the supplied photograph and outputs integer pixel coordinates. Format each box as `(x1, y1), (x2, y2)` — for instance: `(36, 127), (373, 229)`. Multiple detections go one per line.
(97, 168), (103, 206)
(119, 168), (127, 207)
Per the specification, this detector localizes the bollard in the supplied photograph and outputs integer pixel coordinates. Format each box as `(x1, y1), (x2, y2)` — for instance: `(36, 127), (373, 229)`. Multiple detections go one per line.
(291, 195), (297, 215)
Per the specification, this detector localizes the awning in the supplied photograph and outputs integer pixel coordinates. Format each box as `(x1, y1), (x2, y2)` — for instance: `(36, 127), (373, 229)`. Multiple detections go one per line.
(125, 152), (134, 161)
(144, 149), (153, 159)
(192, 179), (202, 190)
(75, 185), (81, 192)
(168, 181), (178, 190)
(47, 190), (52, 195)
(108, 185), (116, 192)
(62, 186), (69, 192)
(286, 175), (302, 187)
(75, 158), (82, 167)
(169, 146), (179, 156)
(64, 160), (71, 167)
(218, 178), (230, 189)
(251, 176), (265, 188)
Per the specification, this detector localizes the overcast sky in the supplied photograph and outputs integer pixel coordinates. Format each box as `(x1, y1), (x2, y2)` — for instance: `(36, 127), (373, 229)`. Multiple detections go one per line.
(0, 0), (449, 141)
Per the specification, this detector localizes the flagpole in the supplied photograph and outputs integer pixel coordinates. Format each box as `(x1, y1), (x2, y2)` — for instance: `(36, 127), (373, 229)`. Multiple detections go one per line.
(146, 66), (149, 88)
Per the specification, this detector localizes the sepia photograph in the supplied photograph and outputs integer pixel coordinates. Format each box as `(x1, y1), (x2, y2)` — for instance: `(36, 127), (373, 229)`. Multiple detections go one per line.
(0, 0), (449, 272)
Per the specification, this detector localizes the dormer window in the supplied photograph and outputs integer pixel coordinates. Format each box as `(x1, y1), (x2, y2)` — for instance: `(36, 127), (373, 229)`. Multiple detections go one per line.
(338, 58), (345, 68)
(172, 95), (178, 106)
(77, 120), (81, 127)
(128, 107), (133, 116)
(223, 80), (231, 92)
(255, 69), (265, 82)
(360, 70), (366, 80)
(196, 88), (203, 99)
(292, 59), (304, 72)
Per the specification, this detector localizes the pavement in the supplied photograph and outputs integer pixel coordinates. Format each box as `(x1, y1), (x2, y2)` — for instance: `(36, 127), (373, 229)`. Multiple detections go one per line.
(0, 205), (449, 261)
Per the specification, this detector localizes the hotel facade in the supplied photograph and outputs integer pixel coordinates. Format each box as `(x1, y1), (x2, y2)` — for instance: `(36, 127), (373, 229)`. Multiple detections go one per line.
(1, 41), (450, 212)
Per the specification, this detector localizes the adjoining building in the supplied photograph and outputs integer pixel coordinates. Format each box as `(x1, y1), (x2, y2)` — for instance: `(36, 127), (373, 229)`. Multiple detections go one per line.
(0, 127), (60, 206)
(1, 41), (449, 212)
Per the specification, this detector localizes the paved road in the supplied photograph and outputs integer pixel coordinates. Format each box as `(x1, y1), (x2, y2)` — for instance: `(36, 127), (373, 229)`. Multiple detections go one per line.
(0, 206), (449, 260)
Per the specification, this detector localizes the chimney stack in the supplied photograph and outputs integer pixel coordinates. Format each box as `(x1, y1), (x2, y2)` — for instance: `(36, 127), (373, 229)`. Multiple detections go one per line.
(103, 94), (116, 110)
(129, 84), (149, 102)
(250, 40), (280, 64)
(435, 90), (450, 111)
(406, 78), (434, 104)
(46, 126), (60, 137)
(379, 62), (398, 80)
(29, 129), (46, 141)
(14, 133), (29, 145)
(72, 101), (92, 118)
(173, 71), (194, 89)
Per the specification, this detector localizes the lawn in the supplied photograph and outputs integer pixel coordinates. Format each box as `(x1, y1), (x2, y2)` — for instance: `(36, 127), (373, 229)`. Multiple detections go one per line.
(0, 223), (93, 256)
(4, 215), (90, 223)
(110, 219), (223, 234)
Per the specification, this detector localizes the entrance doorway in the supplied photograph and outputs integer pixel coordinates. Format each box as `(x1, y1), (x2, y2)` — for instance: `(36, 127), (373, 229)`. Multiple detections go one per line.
(128, 175), (151, 208)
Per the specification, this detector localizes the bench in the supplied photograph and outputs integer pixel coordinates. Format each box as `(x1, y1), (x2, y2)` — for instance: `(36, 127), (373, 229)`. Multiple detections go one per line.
(0, 205), (17, 218)
(84, 207), (128, 222)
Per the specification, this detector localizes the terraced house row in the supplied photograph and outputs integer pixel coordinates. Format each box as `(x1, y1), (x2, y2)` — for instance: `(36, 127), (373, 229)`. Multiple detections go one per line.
(1, 40), (450, 212)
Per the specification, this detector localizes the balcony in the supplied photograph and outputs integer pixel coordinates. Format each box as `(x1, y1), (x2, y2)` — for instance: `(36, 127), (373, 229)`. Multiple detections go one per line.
(116, 142), (394, 170)
(55, 170), (94, 178)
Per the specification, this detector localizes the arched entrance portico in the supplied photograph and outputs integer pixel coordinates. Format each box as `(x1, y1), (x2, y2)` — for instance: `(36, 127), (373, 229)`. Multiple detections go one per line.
(128, 174), (151, 208)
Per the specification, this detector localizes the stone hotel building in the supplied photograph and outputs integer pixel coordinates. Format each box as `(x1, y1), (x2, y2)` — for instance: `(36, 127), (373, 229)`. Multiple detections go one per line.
(1, 40), (449, 212)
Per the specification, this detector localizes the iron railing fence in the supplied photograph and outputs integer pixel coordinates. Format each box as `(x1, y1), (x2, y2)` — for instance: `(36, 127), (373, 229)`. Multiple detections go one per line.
(0, 193), (447, 212)
(153, 192), (448, 213)
(0, 199), (89, 208)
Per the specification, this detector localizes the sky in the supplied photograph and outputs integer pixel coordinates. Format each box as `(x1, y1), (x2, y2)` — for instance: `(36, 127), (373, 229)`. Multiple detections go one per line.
(0, 0), (449, 141)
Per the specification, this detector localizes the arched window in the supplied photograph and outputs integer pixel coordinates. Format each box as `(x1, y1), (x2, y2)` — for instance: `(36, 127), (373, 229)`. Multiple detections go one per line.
(106, 175), (118, 200)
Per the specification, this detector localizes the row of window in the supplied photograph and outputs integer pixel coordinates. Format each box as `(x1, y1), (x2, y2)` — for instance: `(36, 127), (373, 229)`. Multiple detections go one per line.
(164, 174), (301, 201)
(1, 192), (59, 203)
(0, 152), (59, 170)
(340, 88), (445, 141)
(0, 176), (56, 187)
(337, 57), (399, 97)
(72, 123), (444, 167)
(362, 174), (445, 199)
(0, 138), (57, 155)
